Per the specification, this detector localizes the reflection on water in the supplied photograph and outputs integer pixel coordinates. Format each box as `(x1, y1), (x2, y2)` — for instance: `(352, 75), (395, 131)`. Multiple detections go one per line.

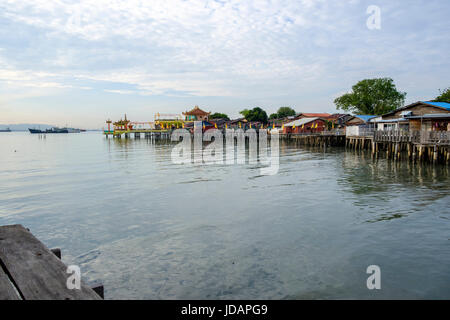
(0, 132), (449, 299)
(336, 149), (449, 223)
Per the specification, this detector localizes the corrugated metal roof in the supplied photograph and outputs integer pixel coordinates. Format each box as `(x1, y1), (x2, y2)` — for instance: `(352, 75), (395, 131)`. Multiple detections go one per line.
(300, 113), (331, 117)
(372, 119), (409, 123)
(422, 101), (450, 111)
(406, 113), (450, 119)
(380, 101), (449, 117)
(284, 117), (319, 127)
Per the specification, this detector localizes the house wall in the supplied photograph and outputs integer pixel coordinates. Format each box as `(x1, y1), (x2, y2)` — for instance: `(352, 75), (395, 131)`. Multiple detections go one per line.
(428, 119), (450, 131)
(185, 114), (209, 121)
(346, 126), (359, 136)
(283, 119), (326, 134)
(405, 118), (450, 131)
(409, 119), (421, 131)
(374, 122), (410, 131)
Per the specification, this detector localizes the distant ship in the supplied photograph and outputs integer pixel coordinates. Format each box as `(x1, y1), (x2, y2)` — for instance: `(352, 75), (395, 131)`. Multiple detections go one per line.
(0, 127), (11, 132)
(28, 127), (69, 134)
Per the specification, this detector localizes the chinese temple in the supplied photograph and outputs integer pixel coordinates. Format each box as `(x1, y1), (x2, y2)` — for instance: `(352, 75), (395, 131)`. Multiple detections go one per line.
(113, 114), (132, 131)
(183, 106), (211, 121)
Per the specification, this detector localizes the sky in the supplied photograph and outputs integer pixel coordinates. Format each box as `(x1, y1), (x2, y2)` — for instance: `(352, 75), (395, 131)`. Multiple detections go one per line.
(0, 0), (449, 129)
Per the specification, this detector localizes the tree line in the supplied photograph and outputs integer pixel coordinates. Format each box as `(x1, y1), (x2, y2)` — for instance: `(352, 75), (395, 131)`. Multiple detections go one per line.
(210, 106), (297, 124)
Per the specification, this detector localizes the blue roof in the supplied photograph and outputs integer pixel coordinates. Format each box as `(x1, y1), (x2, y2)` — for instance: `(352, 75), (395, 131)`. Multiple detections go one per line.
(354, 115), (376, 122)
(422, 101), (450, 111)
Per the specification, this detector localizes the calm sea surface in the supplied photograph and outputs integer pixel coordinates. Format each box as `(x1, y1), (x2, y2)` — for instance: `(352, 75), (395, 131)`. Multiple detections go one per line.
(0, 131), (449, 299)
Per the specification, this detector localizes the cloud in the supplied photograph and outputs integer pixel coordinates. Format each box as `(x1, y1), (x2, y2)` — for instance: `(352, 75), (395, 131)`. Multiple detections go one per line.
(0, 0), (449, 127)
(104, 89), (137, 95)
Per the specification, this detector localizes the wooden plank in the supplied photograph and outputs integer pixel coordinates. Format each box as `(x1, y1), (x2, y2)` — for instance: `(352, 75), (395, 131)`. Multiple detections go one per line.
(0, 266), (20, 300)
(50, 248), (61, 259)
(91, 283), (104, 299)
(0, 225), (101, 300)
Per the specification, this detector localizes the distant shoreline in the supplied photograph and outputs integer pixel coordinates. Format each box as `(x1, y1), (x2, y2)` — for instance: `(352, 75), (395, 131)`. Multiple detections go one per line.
(0, 126), (102, 132)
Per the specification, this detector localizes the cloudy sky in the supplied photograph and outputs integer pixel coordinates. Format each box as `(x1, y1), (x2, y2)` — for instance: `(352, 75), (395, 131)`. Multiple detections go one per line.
(0, 0), (449, 128)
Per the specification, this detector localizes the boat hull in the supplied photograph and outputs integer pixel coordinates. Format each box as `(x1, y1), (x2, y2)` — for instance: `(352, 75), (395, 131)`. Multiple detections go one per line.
(64, 128), (81, 133)
(29, 128), (69, 134)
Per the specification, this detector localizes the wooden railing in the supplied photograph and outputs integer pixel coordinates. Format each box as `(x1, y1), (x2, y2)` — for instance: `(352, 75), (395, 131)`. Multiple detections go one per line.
(289, 130), (345, 136)
(321, 130), (346, 136)
(374, 130), (415, 143)
(285, 129), (449, 145)
(420, 131), (450, 145)
(374, 130), (450, 145)
(287, 132), (322, 137)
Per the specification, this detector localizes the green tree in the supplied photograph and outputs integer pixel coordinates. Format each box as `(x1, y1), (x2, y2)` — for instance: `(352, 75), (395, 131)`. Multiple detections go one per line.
(268, 106), (296, 120)
(334, 78), (406, 115)
(433, 87), (450, 103)
(209, 112), (230, 120)
(240, 107), (268, 123)
(276, 106), (296, 118)
(269, 113), (278, 120)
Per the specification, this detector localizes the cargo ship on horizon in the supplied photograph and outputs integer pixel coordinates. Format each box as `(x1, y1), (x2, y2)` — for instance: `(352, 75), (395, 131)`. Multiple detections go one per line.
(29, 127), (69, 134)
(28, 126), (86, 134)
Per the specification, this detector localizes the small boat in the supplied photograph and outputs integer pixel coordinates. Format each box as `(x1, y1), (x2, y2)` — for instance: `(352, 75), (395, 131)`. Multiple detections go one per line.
(28, 127), (69, 134)
(0, 127), (11, 132)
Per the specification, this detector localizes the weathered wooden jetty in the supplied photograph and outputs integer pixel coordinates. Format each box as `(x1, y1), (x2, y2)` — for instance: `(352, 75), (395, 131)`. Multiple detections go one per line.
(104, 124), (449, 164)
(105, 129), (172, 140)
(279, 129), (449, 164)
(346, 130), (450, 163)
(104, 113), (178, 140)
(0, 225), (103, 300)
(281, 131), (346, 147)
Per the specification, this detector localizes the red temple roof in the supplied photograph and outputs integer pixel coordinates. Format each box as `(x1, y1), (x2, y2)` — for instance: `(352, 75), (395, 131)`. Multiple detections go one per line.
(183, 106), (210, 116)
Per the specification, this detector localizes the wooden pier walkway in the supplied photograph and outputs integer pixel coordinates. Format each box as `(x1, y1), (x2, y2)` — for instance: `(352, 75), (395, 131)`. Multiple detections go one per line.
(103, 127), (449, 164)
(0, 225), (102, 300)
(104, 129), (172, 139)
(278, 129), (448, 164)
(281, 131), (346, 147)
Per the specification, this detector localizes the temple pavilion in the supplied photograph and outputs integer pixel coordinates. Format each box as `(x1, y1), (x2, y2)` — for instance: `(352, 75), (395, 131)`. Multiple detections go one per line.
(182, 106), (211, 121)
(113, 114), (131, 130)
